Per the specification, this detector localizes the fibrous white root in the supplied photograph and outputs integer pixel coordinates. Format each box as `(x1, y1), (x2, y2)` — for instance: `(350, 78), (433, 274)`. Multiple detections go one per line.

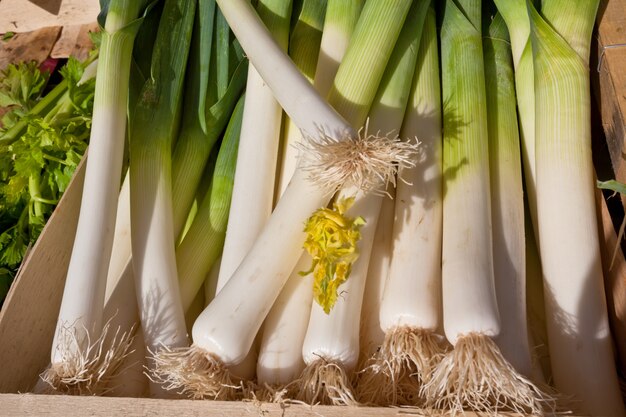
(39, 322), (136, 395)
(421, 333), (556, 416)
(297, 121), (419, 195)
(284, 359), (358, 406)
(149, 344), (249, 400)
(356, 327), (447, 406)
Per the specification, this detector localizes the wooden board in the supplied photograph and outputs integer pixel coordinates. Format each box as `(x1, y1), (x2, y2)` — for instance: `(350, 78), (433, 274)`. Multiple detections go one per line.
(0, 394), (527, 417)
(0, 26), (61, 70)
(0, 0), (99, 34)
(0, 156), (86, 393)
(50, 22), (99, 61)
(593, 0), (626, 182)
(592, 0), (626, 379)
(597, 188), (626, 375)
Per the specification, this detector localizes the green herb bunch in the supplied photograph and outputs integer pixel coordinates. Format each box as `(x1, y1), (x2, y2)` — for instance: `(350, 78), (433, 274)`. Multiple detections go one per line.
(0, 57), (96, 304)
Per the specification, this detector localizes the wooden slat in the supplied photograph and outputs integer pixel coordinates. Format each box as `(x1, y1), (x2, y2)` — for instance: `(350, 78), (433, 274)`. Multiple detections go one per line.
(0, 394), (527, 417)
(0, 0), (99, 34)
(593, 0), (626, 182)
(0, 157), (86, 393)
(596, 188), (626, 375)
(50, 22), (99, 61)
(592, 0), (626, 379)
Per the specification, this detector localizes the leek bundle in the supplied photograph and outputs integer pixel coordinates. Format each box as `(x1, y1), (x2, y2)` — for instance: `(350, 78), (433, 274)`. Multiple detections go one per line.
(150, 0), (417, 400)
(15, 0), (624, 413)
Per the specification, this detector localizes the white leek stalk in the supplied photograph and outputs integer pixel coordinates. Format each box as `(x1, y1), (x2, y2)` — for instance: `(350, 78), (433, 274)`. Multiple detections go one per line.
(358, 191), (394, 362)
(217, 0), (292, 289)
(129, 0), (196, 397)
(358, 5), (444, 406)
(99, 174), (147, 397)
(529, 1), (625, 414)
(256, 255), (314, 387)
(102, 260), (147, 397)
(297, 186), (382, 406)
(257, 0), (328, 388)
(45, 0), (147, 394)
(422, 1), (549, 414)
(214, 0), (292, 385)
(484, 14), (533, 378)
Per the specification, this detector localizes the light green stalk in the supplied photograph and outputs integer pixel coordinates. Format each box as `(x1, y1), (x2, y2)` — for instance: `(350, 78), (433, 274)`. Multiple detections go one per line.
(493, 0), (539, 240)
(275, 0), (327, 195)
(171, 0), (247, 238)
(529, 1), (624, 414)
(171, 0), (216, 237)
(177, 94), (244, 312)
(327, 0), (413, 128)
(539, 0), (598, 62)
(313, 0), (364, 97)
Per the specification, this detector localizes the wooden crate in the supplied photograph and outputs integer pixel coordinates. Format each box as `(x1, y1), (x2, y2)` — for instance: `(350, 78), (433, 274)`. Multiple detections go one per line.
(0, 0), (625, 416)
(592, 0), (626, 375)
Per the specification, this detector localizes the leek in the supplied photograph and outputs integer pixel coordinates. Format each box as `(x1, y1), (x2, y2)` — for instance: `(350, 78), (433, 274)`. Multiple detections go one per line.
(45, 0), (150, 394)
(128, 0), (195, 396)
(358, 4), (444, 406)
(214, 0), (293, 385)
(529, 1), (625, 414)
(484, 13), (533, 378)
(176, 94), (244, 315)
(217, 0), (293, 291)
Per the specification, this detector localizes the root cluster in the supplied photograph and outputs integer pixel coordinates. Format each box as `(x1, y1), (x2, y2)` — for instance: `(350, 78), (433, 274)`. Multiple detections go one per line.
(39, 323), (135, 395)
